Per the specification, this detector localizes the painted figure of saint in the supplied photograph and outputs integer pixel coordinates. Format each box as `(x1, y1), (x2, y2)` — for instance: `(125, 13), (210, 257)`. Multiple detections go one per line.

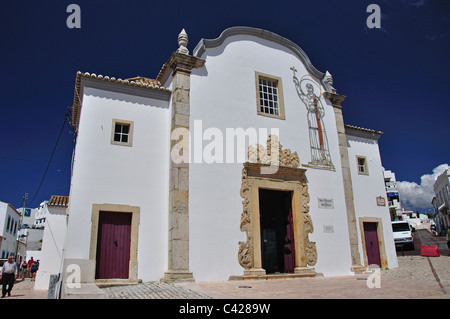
(292, 71), (334, 168)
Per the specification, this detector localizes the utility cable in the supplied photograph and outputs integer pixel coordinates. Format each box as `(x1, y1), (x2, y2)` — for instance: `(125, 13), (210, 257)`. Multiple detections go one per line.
(28, 112), (69, 206)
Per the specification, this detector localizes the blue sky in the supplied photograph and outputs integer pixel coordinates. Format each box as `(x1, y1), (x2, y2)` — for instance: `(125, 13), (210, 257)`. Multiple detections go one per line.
(0, 0), (449, 212)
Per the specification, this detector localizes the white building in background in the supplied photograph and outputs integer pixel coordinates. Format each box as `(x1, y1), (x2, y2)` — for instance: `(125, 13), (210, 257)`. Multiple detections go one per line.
(433, 168), (450, 235)
(60, 27), (397, 298)
(383, 168), (402, 220)
(16, 200), (55, 265)
(0, 201), (20, 259)
(16, 201), (48, 259)
(17, 207), (38, 228)
(34, 200), (49, 229)
(35, 195), (69, 290)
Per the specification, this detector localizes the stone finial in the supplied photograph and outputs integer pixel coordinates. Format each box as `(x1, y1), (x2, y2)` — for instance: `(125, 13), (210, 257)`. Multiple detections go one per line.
(325, 71), (333, 85)
(177, 28), (189, 55)
(325, 70), (336, 93)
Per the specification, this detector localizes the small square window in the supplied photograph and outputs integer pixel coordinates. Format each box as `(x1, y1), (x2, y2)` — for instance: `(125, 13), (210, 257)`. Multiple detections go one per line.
(111, 119), (133, 147)
(255, 72), (285, 120)
(357, 156), (369, 175)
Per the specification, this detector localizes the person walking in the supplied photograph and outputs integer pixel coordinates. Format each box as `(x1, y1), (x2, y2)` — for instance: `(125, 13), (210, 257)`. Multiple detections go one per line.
(30, 261), (38, 281)
(1, 256), (18, 297)
(26, 257), (34, 279)
(20, 260), (27, 279)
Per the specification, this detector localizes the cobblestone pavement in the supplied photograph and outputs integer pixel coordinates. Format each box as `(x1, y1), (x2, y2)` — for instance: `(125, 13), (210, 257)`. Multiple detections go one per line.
(102, 281), (213, 299)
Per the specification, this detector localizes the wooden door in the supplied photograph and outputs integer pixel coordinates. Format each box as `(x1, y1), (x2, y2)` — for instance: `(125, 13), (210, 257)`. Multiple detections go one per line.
(283, 193), (295, 273)
(363, 222), (381, 267)
(95, 212), (132, 279)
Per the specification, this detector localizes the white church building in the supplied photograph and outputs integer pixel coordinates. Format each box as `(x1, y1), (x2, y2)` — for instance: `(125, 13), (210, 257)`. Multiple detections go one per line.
(60, 27), (397, 297)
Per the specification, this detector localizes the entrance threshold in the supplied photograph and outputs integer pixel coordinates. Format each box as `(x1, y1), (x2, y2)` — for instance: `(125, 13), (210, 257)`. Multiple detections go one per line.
(95, 278), (142, 288)
(229, 272), (321, 281)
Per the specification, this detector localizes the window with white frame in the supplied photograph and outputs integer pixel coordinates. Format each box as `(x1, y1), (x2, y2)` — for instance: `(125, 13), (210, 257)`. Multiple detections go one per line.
(255, 72), (285, 119)
(111, 119), (134, 147)
(357, 156), (369, 175)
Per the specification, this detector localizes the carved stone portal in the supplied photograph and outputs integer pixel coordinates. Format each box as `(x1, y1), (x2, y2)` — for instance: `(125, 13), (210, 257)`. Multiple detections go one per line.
(238, 136), (318, 277)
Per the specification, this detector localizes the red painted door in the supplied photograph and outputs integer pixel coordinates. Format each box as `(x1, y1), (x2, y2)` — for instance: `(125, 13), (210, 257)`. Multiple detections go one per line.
(364, 222), (381, 267)
(95, 212), (132, 279)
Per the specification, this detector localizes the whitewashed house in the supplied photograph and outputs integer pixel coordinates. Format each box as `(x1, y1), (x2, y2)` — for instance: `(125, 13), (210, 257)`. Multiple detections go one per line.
(433, 168), (450, 235)
(383, 168), (402, 220)
(61, 27), (397, 297)
(0, 201), (21, 259)
(34, 200), (49, 229)
(35, 195), (69, 290)
(17, 207), (38, 228)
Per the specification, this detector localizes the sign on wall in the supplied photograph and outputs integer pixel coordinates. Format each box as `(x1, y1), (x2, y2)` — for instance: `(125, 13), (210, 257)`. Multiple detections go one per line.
(376, 196), (386, 206)
(318, 198), (334, 209)
(323, 225), (335, 233)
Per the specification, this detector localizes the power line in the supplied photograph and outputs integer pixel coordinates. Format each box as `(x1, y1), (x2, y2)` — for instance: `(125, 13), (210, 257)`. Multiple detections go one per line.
(0, 156), (65, 163)
(28, 112), (69, 206)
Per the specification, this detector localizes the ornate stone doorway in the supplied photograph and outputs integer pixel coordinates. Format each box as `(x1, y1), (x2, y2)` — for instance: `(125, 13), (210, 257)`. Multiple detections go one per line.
(238, 136), (318, 278)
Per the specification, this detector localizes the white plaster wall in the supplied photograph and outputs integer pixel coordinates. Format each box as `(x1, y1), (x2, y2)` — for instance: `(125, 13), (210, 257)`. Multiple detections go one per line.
(65, 86), (170, 282)
(347, 135), (398, 269)
(0, 202), (7, 238)
(0, 202), (21, 258)
(34, 206), (67, 290)
(189, 35), (353, 281)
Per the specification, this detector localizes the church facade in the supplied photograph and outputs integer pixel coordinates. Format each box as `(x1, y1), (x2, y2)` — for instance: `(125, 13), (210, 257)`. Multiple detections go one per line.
(62, 27), (397, 295)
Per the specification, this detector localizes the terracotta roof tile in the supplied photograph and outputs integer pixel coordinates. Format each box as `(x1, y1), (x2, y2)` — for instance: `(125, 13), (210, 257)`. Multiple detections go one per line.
(48, 195), (69, 208)
(71, 71), (171, 128)
(344, 124), (383, 135)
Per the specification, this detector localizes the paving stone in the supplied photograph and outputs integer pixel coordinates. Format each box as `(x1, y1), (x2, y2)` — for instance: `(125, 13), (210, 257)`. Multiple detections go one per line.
(101, 281), (212, 299)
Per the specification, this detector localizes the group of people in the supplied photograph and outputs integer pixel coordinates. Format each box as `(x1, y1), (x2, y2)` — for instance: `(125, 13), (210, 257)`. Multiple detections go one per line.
(18, 257), (39, 280)
(0, 256), (39, 298)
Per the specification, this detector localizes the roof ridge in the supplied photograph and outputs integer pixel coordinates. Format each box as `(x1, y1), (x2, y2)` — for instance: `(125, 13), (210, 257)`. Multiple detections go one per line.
(48, 195), (69, 207)
(77, 71), (170, 91)
(344, 124), (383, 135)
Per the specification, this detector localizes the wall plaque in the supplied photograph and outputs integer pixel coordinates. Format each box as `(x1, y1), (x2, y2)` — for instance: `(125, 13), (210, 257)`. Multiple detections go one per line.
(318, 198), (334, 209)
(376, 196), (386, 206)
(323, 225), (334, 233)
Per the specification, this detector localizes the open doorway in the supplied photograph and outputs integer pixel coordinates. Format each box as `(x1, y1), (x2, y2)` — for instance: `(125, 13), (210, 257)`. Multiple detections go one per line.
(259, 189), (295, 274)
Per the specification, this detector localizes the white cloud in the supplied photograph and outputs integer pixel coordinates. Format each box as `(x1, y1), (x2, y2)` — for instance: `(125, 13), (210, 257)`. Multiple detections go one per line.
(396, 163), (449, 211)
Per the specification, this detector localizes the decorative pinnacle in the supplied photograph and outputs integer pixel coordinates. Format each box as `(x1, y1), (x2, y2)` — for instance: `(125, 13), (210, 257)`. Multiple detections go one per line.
(325, 70), (336, 93)
(177, 28), (189, 55)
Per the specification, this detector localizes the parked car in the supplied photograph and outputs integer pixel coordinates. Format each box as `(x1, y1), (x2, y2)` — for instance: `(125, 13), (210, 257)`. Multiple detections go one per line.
(392, 220), (414, 250)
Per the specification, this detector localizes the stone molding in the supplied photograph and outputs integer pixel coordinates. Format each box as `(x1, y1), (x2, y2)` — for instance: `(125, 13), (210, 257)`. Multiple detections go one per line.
(247, 135), (300, 168)
(89, 203), (140, 282)
(358, 217), (389, 269)
(238, 137), (318, 278)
